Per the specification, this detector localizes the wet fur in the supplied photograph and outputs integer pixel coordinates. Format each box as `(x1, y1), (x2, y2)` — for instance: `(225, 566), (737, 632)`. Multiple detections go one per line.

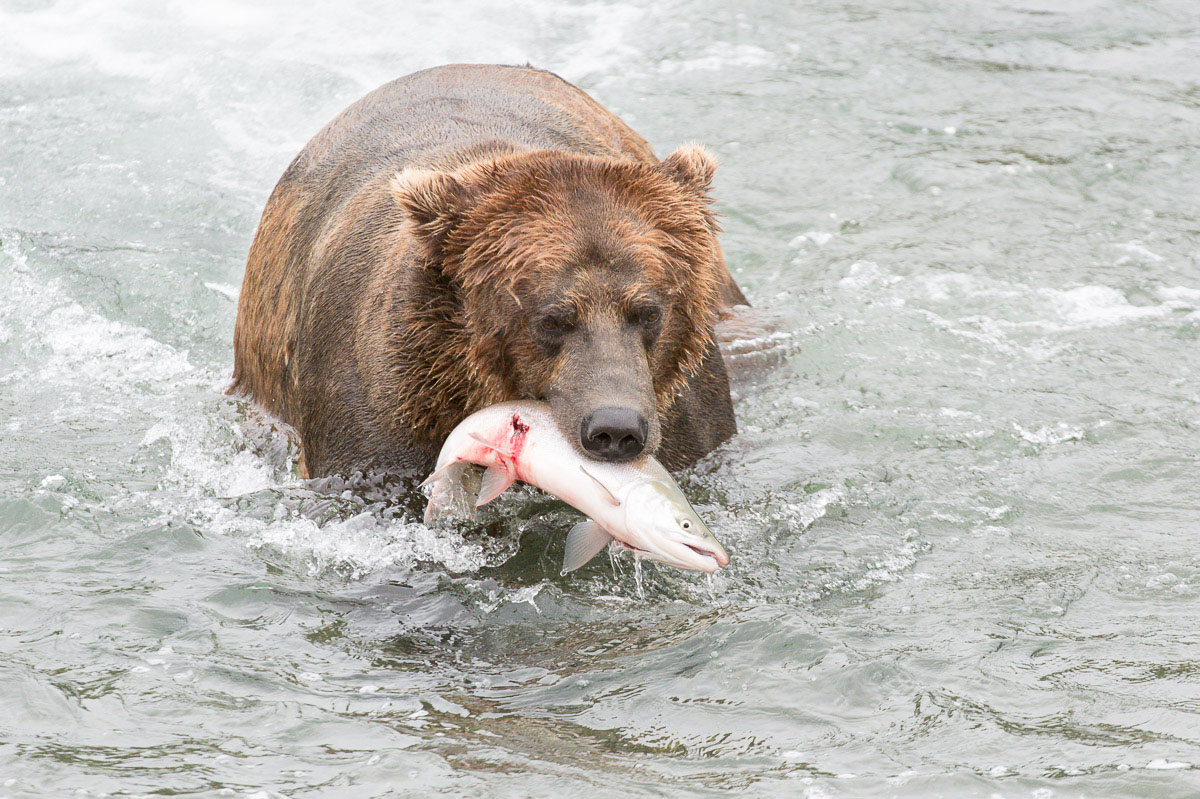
(232, 64), (746, 477)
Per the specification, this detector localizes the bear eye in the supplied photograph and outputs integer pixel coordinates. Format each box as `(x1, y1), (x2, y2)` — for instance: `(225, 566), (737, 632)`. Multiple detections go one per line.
(636, 307), (662, 327)
(536, 313), (573, 336)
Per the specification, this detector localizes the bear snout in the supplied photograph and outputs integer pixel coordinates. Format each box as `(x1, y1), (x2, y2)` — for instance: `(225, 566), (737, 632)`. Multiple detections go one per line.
(580, 407), (649, 461)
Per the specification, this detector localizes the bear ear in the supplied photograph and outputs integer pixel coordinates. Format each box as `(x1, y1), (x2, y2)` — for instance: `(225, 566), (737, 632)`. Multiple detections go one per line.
(389, 168), (466, 253)
(658, 143), (718, 197)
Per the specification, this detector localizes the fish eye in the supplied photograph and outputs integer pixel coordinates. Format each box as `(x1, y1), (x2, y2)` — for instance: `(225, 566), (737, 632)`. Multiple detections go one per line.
(681, 520), (692, 530)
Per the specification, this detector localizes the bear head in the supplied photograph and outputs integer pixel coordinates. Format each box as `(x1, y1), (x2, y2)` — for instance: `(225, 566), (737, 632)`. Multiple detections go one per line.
(390, 144), (725, 463)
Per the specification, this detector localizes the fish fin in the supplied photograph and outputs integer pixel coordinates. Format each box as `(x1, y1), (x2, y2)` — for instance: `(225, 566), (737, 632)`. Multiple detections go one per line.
(467, 431), (515, 458)
(475, 465), (515, 507)
(561, 520), (613, 574)
(419, 458), (460, 490)
(579, 465), (620, 506)
(421, 461), (473, 523)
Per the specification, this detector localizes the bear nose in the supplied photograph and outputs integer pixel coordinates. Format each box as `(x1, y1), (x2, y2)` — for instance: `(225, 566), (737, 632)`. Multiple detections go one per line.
(580, 408), (648, 461)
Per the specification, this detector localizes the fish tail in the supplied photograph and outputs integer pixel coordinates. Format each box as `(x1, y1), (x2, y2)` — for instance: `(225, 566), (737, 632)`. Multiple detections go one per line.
(421, 461), (474, 522)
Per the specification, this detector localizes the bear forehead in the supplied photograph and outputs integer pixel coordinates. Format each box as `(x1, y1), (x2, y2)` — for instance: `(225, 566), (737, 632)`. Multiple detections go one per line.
(511, 225), (687, 297)
(474, 155), (710, 234)
(526, 257), (668, 308)
(483, 186), (707, 262)
(449, 154), (717, 293)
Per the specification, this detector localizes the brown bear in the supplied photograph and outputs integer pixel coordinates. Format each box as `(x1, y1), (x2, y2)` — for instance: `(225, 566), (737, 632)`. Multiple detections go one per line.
(231, 64), (748, 479)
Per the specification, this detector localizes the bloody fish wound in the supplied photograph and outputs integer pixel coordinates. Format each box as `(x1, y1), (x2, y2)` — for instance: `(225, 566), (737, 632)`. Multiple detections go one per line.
(421, 402), (730, 574)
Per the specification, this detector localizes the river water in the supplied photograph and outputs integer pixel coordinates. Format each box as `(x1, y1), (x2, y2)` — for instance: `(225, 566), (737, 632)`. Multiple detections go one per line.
(2, 1), (1199, 796)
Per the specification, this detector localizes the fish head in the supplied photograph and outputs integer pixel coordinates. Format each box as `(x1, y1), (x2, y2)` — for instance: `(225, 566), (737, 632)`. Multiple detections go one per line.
(619, 481), (730, 573)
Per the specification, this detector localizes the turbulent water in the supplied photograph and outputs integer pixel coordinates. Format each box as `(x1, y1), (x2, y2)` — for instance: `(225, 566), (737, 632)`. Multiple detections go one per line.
(2, 0), (1199, 796)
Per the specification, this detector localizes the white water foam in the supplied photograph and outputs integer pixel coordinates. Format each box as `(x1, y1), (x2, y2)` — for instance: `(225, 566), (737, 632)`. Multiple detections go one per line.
(835, 260), (1200, 342)
(657, 42), (775, 74)
(1043, 285), (1175, 328)
(790, 230), (837, 247)
(1012, 422), (1087, 447)
(780, 487), (844, 531)
(838, 260), (902, 292)
(0, 0), (647, 157)
(0, 233), (202, 405)
(139, 411), (508, 577)
(38, 305), (195, 391)
(203, 282), (239, 302)
(1, 232), (499, 578)
(1115, 240), (1166, 264)
(244, 510), (494, 577)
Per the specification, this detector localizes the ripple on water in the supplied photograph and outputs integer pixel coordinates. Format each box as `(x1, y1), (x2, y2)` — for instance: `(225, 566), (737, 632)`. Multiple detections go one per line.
(4, 0), (1200, 795)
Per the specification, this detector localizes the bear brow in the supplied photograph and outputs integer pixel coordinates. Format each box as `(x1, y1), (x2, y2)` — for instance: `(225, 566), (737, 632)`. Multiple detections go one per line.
(619, 285), (662, 308)
(538, 292), (581, 320)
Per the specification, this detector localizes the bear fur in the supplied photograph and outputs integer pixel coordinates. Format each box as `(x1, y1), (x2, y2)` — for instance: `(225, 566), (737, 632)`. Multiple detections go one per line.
(231, 64), (747, 478)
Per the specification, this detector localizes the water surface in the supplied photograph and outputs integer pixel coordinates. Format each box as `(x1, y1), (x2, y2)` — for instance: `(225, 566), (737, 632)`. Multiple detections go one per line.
(2, 0), (1200, 796)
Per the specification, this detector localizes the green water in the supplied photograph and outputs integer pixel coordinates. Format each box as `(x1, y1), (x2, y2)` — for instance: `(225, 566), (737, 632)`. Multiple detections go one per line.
(2, 1), (1199, 796)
